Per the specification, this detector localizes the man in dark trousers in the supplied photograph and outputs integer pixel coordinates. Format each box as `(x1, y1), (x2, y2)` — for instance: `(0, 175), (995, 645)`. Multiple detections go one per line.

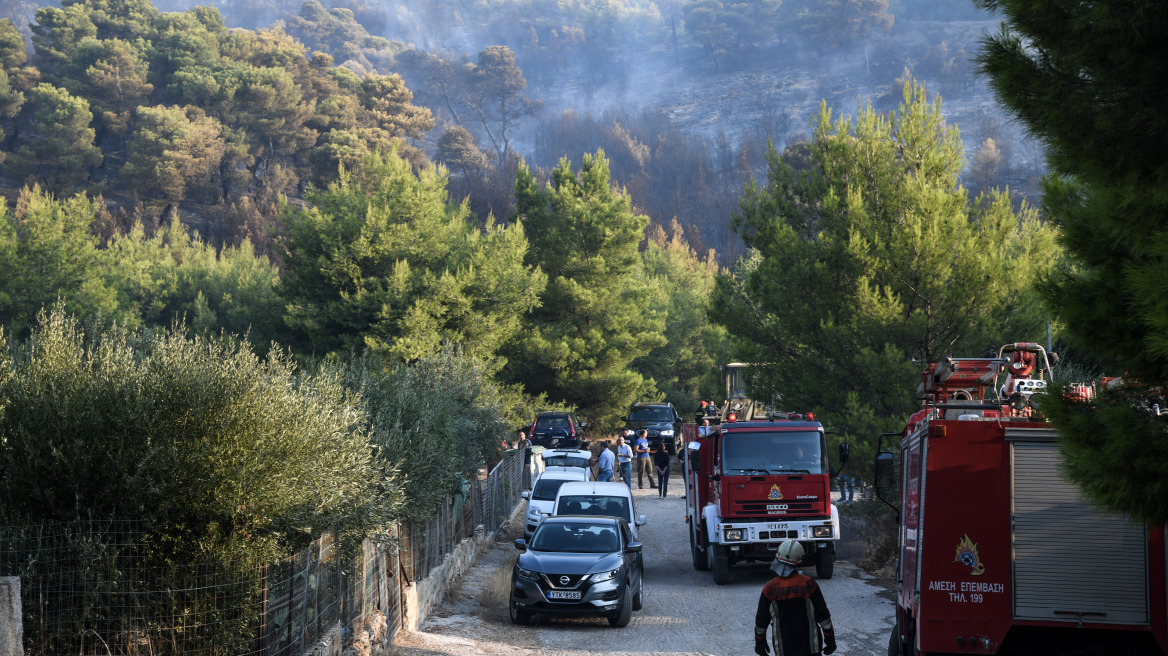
(754, 540), (837, 656)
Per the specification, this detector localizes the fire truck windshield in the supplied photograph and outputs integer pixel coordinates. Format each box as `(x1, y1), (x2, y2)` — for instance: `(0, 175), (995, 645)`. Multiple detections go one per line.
(721, 431), (827, 475)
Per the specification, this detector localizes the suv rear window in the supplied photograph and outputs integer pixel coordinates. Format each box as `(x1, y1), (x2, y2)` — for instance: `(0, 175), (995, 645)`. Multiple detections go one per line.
(557, 495), (630, 519)
(628, 407), (672, 422)
(543, 454), (590, 468)
(535, 415), (573, 430)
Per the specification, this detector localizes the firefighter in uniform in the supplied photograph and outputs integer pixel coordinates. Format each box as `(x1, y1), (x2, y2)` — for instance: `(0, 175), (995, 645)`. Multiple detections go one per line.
(754, 540), (837, 656)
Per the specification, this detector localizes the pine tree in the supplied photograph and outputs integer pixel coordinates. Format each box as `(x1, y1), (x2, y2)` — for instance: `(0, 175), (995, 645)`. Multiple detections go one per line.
(635, 219), (731, 414)
(712, 81), (1059, 443)
(506, 150), (666, 429)
(975, 0), (1168, 523)
(278, 147), (545, 365)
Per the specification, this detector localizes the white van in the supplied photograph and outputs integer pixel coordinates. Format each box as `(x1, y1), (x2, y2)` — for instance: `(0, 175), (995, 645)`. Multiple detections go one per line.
(550, 481), (647, 541)
(521, 469), (589, 538)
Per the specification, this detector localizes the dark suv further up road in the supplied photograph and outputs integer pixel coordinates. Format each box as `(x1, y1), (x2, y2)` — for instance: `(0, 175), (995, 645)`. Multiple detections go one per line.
(621, 402), (683, 454)
(528, 411), (585, 449)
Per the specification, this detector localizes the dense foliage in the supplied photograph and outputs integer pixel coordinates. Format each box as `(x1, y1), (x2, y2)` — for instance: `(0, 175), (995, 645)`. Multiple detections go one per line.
(712, 81), (1059, 457)
(0, 307), (400, 563)
(636, 219), (731, 414)
(1, 0), (435, 211)
(278, 147), (545, 363)
(505, 150), (667, 429)
(342, 348), (512, 521)
(976, 0), (1168, 523)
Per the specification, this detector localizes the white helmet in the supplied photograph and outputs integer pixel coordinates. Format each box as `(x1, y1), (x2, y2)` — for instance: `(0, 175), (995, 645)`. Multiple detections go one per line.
(775, 540), (804, 566)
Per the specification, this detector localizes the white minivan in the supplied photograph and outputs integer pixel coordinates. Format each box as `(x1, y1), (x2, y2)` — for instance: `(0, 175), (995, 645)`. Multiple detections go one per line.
(550, 481), (647, 541)
(521, 469), (589, 538)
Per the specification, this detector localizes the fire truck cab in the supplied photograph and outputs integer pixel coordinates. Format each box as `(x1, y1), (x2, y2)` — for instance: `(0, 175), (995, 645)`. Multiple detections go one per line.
(876, 343), (1167, 656)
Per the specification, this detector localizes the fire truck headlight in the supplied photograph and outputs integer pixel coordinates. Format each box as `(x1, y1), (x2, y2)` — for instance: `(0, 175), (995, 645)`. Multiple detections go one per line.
(724, 528), (745, 541)
(812, 526), (833, 538)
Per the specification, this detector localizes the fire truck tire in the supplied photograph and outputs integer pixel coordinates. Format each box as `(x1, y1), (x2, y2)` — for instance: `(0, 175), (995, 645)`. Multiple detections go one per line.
(691, 526), (710, 571)
(888, 618), (915, 656)
(609, 587), (633, 627)
(710, 545), (730, 585)
(815, 544), (835, 579)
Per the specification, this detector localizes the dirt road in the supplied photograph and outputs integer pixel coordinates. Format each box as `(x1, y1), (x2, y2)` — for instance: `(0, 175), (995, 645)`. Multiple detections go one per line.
(393, 485), (896, 656)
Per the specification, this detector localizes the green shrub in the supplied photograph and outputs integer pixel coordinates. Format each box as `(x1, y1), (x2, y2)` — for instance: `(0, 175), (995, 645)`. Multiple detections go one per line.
(0, 306), (401, 563)
(342, 347), (509, 521)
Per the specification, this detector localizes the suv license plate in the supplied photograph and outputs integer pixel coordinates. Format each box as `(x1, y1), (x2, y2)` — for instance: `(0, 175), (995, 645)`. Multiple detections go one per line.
(547, 590), (582, 600)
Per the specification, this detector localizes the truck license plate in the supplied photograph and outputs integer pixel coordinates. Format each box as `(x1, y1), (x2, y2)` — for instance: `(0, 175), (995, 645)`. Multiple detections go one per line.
(547, 590), (581, 600)
(767, 523), (789, 530)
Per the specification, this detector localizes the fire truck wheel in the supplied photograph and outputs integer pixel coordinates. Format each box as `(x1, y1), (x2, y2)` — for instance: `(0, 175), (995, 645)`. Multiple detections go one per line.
(815, 544), (835, 579)
(691, 526), (710, 571)
(710, 545), (730, 585)
(888, 617), (915, 656)
(609, 587), (633, 627)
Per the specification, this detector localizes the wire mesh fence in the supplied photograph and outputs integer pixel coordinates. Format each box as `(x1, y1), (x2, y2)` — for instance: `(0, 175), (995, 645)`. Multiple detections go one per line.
(400, 448), (530, 582)
(1, 449), (528, 655)
(0, 521), (402, 656)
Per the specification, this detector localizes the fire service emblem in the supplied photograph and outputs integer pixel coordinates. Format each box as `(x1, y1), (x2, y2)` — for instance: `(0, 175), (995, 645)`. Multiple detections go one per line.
(768, 484), (783, 500)
(954, 534), (985, 575)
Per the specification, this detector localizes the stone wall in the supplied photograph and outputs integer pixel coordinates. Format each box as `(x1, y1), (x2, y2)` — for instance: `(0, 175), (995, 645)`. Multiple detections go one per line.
(402, 501), (525, 633)
(0, 577), (22, 656)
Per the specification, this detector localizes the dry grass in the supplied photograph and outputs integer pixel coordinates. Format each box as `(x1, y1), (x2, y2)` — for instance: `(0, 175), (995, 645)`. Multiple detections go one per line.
(476, 552), (518, 620)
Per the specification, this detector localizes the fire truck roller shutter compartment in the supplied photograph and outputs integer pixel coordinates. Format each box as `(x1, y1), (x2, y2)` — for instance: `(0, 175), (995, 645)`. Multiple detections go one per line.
(1010, 430), (1149, 624)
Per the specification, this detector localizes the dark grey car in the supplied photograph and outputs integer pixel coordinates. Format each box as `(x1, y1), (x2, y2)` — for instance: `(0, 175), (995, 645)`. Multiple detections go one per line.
(509, 516), (643, 627)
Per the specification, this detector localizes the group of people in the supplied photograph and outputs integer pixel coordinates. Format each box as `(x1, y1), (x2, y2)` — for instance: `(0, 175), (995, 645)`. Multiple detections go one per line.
(594, 431), (677, 498)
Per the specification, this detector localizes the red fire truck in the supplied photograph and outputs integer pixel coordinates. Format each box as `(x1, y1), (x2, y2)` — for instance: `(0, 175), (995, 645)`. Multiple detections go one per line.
(876, 342), (1167, 656)
(683, 397), (848, 584)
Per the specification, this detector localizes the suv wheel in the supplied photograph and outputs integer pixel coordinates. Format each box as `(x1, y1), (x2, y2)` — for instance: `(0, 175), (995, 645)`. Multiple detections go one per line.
(608, 586), (633, 627)
(510, 601), (533, 625)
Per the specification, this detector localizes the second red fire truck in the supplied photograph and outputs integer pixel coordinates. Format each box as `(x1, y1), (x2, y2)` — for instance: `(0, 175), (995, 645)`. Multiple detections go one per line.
(876, 342), (1167, 656)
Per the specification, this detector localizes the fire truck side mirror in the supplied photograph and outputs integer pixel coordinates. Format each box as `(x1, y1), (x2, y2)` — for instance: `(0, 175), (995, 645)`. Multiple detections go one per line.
(875, 451), (896, 489)
(838, 443), (850, 464)
(687, 441), (701, 471)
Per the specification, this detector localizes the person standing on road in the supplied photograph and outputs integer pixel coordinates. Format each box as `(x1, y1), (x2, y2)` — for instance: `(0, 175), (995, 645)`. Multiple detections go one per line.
(597, 440), (615, 482)
(838, 472), (855, 503)
(635, 429), (656, 489)
(754, 540), (837, 656)
(653, 444), (671, 498)
(616, 435), (634, 489)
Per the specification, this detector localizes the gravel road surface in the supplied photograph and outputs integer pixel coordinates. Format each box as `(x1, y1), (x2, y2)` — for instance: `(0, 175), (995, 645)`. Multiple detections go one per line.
(393, 484), (895, 656)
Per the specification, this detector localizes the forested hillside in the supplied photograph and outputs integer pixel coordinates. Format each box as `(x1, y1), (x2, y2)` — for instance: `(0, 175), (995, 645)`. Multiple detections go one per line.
(0, 0), (1036, 262)
(0, 0), (1064, 481)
